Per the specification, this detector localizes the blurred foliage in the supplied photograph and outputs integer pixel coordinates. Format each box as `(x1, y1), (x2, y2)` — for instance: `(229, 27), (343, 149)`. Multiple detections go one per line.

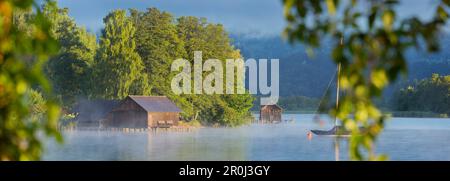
(392, 74), (450, 116)
(0, 0), (61, 160)
(283, 0), (449, 160)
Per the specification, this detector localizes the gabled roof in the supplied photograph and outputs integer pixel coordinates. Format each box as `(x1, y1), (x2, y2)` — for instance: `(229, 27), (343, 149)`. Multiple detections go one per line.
(260, 104), (283, 110)
(128, 96), (181, 112)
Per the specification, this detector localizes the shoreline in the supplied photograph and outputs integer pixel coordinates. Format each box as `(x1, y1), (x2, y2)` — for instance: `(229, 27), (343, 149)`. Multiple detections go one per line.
(252, 111), (449, 118)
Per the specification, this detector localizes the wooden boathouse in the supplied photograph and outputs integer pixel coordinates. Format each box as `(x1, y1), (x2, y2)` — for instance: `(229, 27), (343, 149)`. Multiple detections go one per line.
(101, 96), (181, 128)
(259, 104), (282, 123)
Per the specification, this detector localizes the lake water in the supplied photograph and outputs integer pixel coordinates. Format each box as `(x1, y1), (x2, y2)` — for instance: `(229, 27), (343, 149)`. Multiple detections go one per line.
(43, 114), (450, 161)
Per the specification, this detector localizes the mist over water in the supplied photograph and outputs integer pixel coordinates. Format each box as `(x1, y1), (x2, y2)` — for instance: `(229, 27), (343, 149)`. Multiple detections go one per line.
(43, 114), (450, 161)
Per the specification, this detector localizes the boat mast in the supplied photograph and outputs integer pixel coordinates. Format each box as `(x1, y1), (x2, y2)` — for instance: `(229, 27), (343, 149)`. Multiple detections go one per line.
(335, 38), (342, 126)
(335, 64), (340, 126)
(334, 38), (344, 161)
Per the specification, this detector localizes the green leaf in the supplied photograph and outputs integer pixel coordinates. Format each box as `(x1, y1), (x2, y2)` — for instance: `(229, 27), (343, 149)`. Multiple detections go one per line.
(437, 5), (448, 20)
(443, 0), (450, 6)
(382, 10), (395, 30)
(371, 69), (389, 89)
(326, 0), (337, 15)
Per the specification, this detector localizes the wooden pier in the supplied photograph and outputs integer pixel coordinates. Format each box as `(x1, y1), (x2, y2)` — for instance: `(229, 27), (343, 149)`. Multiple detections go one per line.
(60, 126), (197, 133)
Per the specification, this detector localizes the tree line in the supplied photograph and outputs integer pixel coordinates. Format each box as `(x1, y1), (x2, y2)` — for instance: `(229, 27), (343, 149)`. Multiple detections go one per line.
(20, 2), (254, 127)
(391, 74), (450, 117)
(254, 74), (450, 116)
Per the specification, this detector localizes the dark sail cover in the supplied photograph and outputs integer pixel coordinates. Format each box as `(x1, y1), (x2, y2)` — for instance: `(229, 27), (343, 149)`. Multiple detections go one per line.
(310, 126), (351, 136)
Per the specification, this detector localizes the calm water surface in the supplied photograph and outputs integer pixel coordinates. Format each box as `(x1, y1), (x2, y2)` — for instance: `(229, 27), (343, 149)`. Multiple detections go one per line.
(43, 114), (450, 161)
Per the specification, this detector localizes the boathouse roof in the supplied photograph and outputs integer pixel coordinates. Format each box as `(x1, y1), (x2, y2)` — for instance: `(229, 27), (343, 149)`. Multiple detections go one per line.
(128, 96), (181, 113)
(260, 104), (283, 110)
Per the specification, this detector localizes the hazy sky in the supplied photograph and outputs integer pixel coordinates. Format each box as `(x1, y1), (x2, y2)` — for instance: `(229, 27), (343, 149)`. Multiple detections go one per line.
(54, 0), (442, 36)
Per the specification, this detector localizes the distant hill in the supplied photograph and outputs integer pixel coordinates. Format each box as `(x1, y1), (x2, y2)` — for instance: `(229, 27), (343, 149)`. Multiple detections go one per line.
(232, 34), (450, 98)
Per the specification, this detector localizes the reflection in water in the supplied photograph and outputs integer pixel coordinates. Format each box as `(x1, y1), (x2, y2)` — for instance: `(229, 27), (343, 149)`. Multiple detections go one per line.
(143, 128), (248, 160)
(334, 137), (339, 161)
(43, 114), (450, 161)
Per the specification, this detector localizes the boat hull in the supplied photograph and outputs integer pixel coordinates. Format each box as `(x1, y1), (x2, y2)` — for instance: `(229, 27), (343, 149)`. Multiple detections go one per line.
(310, 126), (351, 136)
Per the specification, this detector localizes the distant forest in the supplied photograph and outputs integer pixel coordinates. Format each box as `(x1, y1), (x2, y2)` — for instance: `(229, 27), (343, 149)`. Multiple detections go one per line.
(234, 35), (450, 116)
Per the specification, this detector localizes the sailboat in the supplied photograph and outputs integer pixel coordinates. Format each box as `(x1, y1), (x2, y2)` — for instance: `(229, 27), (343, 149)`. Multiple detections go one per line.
(310, 62), (351, 136)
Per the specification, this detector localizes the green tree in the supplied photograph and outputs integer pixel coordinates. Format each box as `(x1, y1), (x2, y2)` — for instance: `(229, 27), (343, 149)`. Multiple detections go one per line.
(42, 2), (97, 107)
(130, 8), (192, 119)
(221, 94), (255, 126)
(393, 74), (450, 115)
(131, 8), (186, 96)
(283, 0), (449, 160)
(93, 10), (149, 99)
(176, 16), (254, 126)
(130, 9), (254, 126)
(0, 0), (61, 160)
